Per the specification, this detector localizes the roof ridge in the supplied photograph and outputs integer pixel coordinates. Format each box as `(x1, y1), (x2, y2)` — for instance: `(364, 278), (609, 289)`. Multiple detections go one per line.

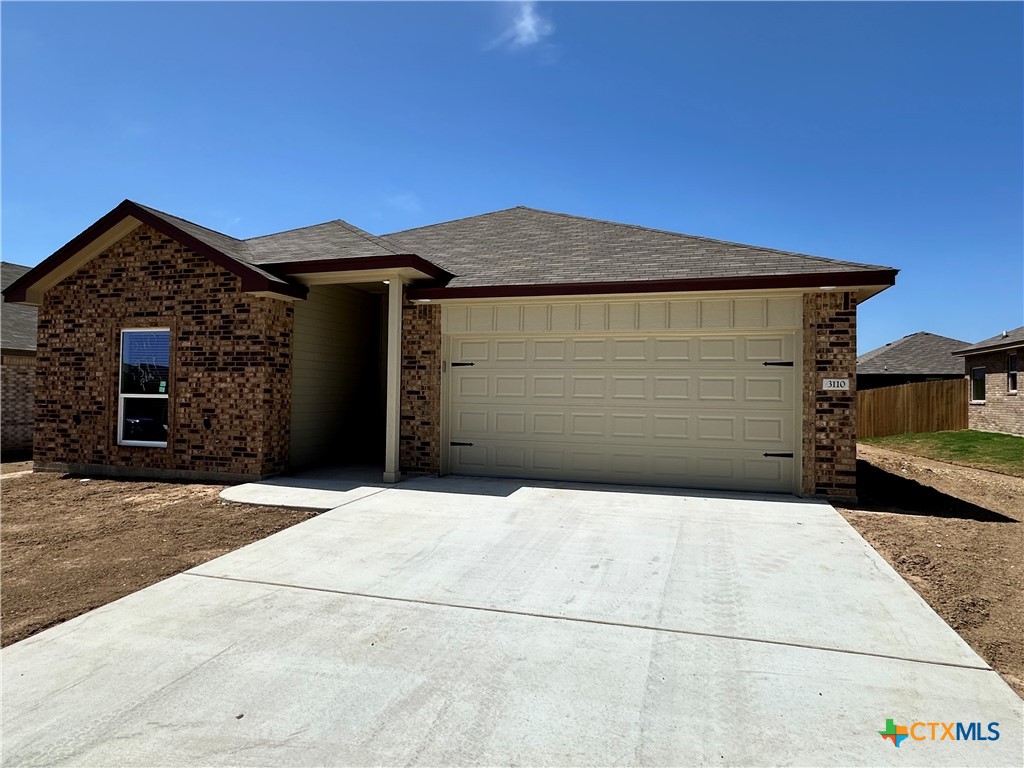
(515, 206), (895, 271)
(245, 219), (342, 241)
(130, 200), (245, 244)
(330, 219), (406, 256)
(381, 206), (524, 237)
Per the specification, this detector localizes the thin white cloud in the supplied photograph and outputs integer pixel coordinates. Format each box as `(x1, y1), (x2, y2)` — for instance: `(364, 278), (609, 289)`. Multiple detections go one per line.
(492, 2), (554, 50)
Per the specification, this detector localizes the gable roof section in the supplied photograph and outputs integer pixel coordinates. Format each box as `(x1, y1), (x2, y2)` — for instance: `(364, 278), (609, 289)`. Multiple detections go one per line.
(857, 332), (970, 375)
(1, 262), (37, 352)
(384, 206), (898, 299)
(952, 326), (1024, 356)
(245, 219), (450, 281)
(3, 200), (308, 304)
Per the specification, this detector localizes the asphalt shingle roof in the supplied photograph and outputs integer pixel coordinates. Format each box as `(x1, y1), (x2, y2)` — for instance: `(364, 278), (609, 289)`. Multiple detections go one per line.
(857, 332), (969, 376)
(1, 262), (37, 351)
(382, 206), (895, 289)
(136, 203), (403, 270)
(953, 326), (1024, 356)
(246, 220), (405, 264)
(5, 201), (898, 306)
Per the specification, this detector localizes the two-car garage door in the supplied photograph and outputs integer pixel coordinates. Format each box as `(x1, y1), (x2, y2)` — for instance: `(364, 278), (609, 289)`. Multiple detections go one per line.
(447, 329), (799, 493)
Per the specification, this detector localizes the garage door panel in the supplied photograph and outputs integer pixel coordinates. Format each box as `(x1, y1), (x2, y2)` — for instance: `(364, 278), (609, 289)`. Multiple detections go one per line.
(448, 440), (795, 493)
(447, 331), (796, 493)
(452, 369), (792, 407)
(451, 335), (794, 369)
(450, 404), (793, 449)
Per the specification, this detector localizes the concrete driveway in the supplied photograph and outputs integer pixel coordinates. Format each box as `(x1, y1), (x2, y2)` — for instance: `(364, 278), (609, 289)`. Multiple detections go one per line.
(2, 477), (1021, 766)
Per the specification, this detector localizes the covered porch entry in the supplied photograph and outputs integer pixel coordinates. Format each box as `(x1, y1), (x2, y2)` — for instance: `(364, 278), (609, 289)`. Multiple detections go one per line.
(284, 259), (439, 483)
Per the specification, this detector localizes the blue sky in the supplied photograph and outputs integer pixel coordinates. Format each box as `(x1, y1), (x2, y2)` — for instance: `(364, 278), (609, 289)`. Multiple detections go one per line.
(2, 1), (1021, 352)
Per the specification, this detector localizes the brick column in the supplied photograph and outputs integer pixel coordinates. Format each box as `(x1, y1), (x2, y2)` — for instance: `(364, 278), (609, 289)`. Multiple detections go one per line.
(400, 298), (442, 474)
(802, 292), (858, 499)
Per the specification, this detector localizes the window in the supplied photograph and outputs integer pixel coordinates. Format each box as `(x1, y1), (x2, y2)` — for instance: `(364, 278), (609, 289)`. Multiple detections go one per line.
(1009, 353), (1018, 394)
(970, 367), (986, 403)
(119, 329), (170, 446)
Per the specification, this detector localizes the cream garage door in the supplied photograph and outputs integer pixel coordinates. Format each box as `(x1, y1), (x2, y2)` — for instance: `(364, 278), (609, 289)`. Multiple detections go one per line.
(447, 333), (798, 493)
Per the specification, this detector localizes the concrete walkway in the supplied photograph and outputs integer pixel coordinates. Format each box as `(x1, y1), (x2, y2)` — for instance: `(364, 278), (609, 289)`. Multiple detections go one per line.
(3, 477), (1021, 766)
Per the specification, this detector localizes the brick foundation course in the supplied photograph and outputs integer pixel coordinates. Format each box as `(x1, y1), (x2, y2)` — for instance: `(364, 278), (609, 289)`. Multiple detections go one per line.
(964, 348), (1023, 436)
(400, 297), (442, 474)
(802, 291), (858, 500)
(33, 224), (292, 482)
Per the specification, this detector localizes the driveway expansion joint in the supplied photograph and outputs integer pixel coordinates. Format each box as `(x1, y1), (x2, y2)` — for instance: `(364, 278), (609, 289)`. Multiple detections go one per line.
(184, 571), (994, 674)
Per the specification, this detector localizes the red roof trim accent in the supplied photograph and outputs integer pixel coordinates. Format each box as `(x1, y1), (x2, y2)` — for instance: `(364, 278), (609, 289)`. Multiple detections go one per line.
(406, 269), (898, 301)
(267, 254), (453, 281)
(2, 200), (307, 302)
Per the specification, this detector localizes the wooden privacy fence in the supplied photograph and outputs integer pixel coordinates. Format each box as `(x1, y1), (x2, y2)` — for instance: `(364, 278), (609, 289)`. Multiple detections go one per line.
(857, 378), (968, 439)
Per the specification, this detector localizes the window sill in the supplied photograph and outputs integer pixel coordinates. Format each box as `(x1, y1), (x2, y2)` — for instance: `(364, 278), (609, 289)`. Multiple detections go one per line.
(119, 441), (168, 448)
(969, 400), (986, 406)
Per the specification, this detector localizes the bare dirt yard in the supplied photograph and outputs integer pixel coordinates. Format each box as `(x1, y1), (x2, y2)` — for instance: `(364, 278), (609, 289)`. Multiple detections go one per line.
(839, 443), (1023, 698)
(1, 466), (313, 646)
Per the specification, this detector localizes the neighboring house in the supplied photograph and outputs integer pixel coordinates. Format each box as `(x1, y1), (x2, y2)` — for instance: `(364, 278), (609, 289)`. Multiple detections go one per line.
(856, 331), (970, 390)
(952, 327), (1023, 436)
(2, 200), (898, 499)
(1, 262), (38, 457)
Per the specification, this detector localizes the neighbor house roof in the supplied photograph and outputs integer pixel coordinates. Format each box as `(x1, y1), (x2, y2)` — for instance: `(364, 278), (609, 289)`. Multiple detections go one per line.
(384, 206), (897, 299)
(3, 200), (899, 306)
(952, 327), (1024, 357)
(1, 262), (38, 352)
(857, 332), (970, 376)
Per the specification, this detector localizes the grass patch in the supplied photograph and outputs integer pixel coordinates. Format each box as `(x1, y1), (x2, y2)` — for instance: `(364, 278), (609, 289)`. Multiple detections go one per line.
(861, 430), (1024, 477)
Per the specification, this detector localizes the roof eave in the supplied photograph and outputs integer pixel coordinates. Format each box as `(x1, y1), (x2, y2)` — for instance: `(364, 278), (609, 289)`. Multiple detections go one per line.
(406, 269), (898, 302)
(266, 254), (454, 284)
(2, 200), (307, 305)
(952, 339), (1024, 357)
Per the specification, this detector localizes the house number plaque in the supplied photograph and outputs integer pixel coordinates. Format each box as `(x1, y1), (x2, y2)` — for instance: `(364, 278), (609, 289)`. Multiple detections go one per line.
(822, 378), (851, 391)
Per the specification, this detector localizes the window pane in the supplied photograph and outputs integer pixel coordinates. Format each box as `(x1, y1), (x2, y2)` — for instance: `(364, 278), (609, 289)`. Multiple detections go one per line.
(971, 368), (986, 401)
(121, 331), (170, 395)
(1010, 354), (1018, 392)
(121, 397), (168, 443)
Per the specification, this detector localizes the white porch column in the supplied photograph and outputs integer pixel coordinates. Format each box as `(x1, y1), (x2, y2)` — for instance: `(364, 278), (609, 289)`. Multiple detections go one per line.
(383, 278), (403, 483)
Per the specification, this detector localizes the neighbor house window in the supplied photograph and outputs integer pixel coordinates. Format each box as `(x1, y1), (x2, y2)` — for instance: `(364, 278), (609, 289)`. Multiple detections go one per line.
(970, 367), (986, 403)
(119, 329), (171, 447)
(1008, 353), (1018, 394)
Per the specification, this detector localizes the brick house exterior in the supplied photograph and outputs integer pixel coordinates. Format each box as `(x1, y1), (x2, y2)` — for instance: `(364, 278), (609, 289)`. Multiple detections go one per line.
(4, 200), (898, 498)
(954, 328), (1023, 436)
(33, 225), (293, 481)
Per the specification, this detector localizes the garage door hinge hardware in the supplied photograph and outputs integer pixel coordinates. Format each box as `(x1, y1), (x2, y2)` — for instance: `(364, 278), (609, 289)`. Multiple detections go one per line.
(763, 452), (794, 458)
(450, 441), (474, 447)
(451, 361), (475, 367)
(762, 361), (794, 367)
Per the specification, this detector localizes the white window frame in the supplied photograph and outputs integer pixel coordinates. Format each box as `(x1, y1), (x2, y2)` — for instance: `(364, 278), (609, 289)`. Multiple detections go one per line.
(969, 366), (986, 404)
(118, 328), (170, 447)
(1008, 353), (1018, 395)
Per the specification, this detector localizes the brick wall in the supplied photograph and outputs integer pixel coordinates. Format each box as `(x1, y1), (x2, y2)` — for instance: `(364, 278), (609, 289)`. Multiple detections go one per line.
(1, 354), (35, 454)
(965, 348), (1022, 436)
(34, 224), (293, 482)
(400, 297), (442, 474)
(802, 292), (858, 500)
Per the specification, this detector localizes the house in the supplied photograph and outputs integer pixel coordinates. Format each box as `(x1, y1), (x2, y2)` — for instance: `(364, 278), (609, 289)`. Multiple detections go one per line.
(1, 262), (38, 457)
(952, 327), (1023, 436)
(856, 331), (969, 390)
(2, 200), (899, 499)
